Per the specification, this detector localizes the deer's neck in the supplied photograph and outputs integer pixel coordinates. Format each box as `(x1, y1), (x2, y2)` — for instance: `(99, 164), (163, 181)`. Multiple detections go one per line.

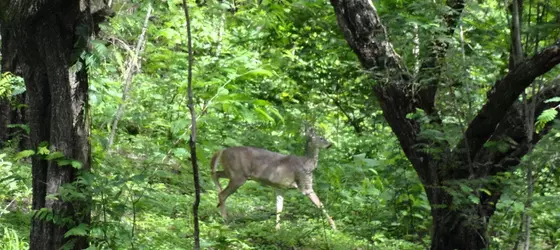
(304, 139), (320, 167)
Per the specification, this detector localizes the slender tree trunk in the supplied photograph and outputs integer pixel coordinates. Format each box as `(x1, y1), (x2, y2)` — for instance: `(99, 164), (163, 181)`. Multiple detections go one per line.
(182, 1), (201, 249)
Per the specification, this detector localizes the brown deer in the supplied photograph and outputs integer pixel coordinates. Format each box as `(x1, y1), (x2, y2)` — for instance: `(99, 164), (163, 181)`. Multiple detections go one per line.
(210, 128), (336, 230)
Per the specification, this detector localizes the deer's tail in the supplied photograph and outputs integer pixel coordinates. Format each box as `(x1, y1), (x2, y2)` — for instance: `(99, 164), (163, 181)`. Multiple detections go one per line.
(210, 150), (224, 194)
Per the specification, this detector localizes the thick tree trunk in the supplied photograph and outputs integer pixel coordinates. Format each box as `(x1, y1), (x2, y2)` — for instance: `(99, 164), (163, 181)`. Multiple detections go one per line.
(0, 0), (106, 248)
(430, 206), (488, 250)
(427, 182), (498, 250)
(23, 18), (91, 250)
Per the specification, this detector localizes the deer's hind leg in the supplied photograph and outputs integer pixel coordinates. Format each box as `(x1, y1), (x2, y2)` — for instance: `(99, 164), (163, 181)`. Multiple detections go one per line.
(212, 171), (228, 193)
(218, 177), (246, 220)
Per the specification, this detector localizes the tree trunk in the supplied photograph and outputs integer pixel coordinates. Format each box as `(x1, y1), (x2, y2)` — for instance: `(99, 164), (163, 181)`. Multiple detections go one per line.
(0, 0), (108, 248)
(23, 16), (92, 249)
(427, 184), (495, 250)
(430, 208), (487, 250)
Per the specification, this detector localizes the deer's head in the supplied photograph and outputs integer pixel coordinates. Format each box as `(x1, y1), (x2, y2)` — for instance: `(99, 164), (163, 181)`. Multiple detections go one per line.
(310, 134), (332, 149)
(306, 126), (332, 149)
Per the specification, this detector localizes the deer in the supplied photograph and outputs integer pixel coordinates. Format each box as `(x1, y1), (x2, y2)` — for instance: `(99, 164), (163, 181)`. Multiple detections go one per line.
(209, 128), (337, 230)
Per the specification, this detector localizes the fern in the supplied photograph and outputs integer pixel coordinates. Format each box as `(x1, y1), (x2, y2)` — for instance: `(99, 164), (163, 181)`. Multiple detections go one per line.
(535, 97), (560, 133)
(544, 97), (560, 103)
(0, 72), (14, 97)
(0, 72), (25, 98)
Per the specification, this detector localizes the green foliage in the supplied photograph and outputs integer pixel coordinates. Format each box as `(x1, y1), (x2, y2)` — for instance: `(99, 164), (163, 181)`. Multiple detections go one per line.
(1, 0), (559, 249)
(64, 223), (89, 238)
(0, 152), (31, 216)
(536, 97), (560, 133)
(0, 72), (24, 98)
(0, 227), (29, 250)
(536, 108), (558, 132)
(0, 150), (32, 249)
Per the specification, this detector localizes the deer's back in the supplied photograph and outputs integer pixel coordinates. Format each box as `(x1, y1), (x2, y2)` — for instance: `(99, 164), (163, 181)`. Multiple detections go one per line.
(220, 146), (306, 188)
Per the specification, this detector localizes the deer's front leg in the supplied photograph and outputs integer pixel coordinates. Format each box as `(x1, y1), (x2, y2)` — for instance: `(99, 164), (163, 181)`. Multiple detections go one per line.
(297, 174), (336, 230)
(275, 189), (284, 230)
(303, 190), (336, 230)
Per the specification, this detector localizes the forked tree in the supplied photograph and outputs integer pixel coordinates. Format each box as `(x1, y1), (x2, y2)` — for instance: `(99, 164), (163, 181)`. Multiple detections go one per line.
(210, 127), (337, 230)
(329, 1), (560, 249)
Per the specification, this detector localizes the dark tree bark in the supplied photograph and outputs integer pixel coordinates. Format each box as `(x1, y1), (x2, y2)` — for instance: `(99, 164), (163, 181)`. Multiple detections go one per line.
(181, 1), (201, 249)
(329, 1), (560, 249)
(0, 0), (108, 249)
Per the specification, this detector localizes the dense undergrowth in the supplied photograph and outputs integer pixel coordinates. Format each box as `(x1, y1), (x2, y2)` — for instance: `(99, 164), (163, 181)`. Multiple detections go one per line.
(2, 124), (559, 249)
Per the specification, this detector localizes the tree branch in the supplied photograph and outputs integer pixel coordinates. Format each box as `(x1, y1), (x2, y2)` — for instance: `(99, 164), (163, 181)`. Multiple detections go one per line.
(326, 93), (364, 134)
(329, 0), (434, 183)
(329, 0), (409, 80)
(459, 40), (560, 162)
(416, 0), (465, 114)
(480, 84), (560, 175)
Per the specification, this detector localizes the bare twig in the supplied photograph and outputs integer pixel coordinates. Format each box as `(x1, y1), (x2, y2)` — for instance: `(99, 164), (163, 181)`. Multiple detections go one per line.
(107, 4), (153, 149)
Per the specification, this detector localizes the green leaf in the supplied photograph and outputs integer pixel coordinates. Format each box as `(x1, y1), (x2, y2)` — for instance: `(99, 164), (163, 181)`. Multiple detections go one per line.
(7, 124), (30, 134)
(468, 194), (480, 204)
(216, 87), (229, 96)
(368, 168), (379, 175)
(131, 174), (146, 182)
(58, 159), (72, 166)
(224, 138), (240, 146)
(459, 184), (473, 193)
(268, 107), (284, 124)
(45, 194), (58, 201)
(353, 153), (383, 167)
(15, 150), (35, 160)
(37, 146), (50, 155)
(478, 188), (492, 196)
(544, 96), (560, 103)
(253, 99), (271, 106)
(244, 68), (274, 77)
(71, 161), (83, 169)
(46, 152), (65, 160)
(535, 108), (558, 133)
(254, 107), (275, 123)
(512, 201), (524, 212)
(172, 148), (188, 158)
(64, 223), (89, 238)
(171, 119), (190, 134)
